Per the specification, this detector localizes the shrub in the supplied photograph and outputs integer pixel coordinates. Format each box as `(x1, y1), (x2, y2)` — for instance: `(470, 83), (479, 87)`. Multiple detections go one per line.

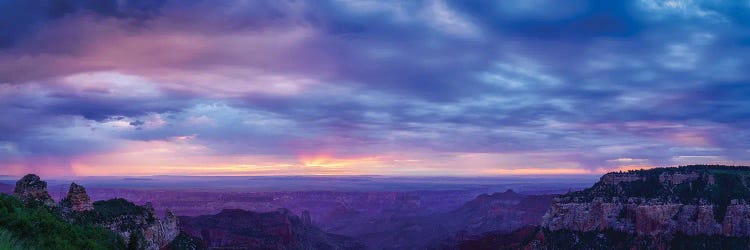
(0, 194), (125, 250)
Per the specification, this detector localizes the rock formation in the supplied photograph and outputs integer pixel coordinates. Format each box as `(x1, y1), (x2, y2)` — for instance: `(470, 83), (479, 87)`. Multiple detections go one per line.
(179, 208), (365, 250)
(447, 189), (555, 235)
(13, 174), (55, 206)
(61, 182), (93, 212)
(453, 165), (750, 249)
(144, 210), (180, 249)
(344, 189), (555, 249)
(93, 198), (180, 250)
(10, 174), (179, 250)
(538, 165), (750, 248)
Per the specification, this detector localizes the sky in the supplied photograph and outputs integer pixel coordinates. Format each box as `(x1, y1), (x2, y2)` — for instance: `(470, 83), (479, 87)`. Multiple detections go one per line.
(1, 0), (750, 177)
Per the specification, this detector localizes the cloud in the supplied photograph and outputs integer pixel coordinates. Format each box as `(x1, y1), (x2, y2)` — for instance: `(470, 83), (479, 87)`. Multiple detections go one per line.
(1, 0), (750, 176)
(0, 0), (167, 48)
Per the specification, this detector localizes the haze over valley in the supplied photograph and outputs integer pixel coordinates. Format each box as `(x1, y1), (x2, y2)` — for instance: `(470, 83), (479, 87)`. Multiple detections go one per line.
(2, 0), (750, 249)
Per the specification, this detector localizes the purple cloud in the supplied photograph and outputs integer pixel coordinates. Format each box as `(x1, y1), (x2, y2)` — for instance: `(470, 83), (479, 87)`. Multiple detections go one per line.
(1, 0), (750, 176)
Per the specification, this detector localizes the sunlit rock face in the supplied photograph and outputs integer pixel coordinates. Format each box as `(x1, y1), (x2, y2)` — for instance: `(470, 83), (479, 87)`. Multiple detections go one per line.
(541, 165), (750, 237)
(13, 174), (55, 207)
(61, 182), (93, 212)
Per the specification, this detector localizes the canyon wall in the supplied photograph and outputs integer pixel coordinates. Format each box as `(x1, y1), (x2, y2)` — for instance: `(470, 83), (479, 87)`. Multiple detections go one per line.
(541, 167), (750, 238)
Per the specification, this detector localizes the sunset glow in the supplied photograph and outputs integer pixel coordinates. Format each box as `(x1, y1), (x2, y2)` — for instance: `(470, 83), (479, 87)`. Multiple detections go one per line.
(2, 1), (750, 177)
(300, 155), (385, 168)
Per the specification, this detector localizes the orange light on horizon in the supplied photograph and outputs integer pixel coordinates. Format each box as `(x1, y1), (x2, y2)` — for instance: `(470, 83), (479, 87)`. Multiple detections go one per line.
(24, 137), (666, 177)
(299, 154), (384, 168)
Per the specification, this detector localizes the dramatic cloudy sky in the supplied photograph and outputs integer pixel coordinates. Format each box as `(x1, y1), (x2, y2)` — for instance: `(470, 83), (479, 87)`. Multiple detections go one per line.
(1, 0), (749, 176)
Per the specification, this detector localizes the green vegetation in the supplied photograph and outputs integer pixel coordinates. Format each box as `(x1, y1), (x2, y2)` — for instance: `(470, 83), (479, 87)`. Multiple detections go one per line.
(127, 230), (146, 250)
(0, 194), (126, 250)
(619, 176), (663, 198)
(548, 166), (750, 202)
(64, 197), (156, 241)
(91, 198), (155, 231)
(0, 229), (28, 250)
(165, 231), (206, 250)
(620, 165), (750, 176)
(93, 198), (152, 219)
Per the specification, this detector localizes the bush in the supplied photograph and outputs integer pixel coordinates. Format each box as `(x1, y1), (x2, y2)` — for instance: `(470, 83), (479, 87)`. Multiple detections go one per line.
(0, 194), (125, 250)
(0, 229), (27, 250)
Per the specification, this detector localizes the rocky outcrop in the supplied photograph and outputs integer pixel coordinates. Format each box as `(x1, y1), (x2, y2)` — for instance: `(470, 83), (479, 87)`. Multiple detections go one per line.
(13, 174), (55, 206)
(541, 165), (750, 239)
(61, 182), (93, 212)
(179, 208), (365, 250)
(144, 210), (180, 249)
(10, 174), (179, 250)
(541, 199), (743, 236)
(93, 198), (180, 250)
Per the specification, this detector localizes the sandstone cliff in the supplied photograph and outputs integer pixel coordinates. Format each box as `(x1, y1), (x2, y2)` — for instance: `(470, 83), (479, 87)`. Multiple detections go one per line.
(538, 165), (750, 249)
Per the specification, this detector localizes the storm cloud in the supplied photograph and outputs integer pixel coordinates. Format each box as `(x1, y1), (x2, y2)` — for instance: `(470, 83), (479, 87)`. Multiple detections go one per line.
(1, 0), (749, 176)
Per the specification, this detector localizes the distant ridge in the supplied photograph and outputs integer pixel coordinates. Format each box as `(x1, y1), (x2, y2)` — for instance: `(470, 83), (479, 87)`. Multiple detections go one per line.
(121, 177), (154, 181)
(0, 183), (12, 194)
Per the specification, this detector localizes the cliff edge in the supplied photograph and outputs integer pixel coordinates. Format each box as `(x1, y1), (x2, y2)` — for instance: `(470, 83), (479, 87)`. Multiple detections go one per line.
(538, 165), (750, 249)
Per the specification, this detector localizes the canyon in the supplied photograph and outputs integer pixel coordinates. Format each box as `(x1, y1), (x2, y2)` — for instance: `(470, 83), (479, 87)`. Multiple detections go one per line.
(464, 165), (750, 249)
(9, 166), (750, 249)
(0, 175), (573, 249)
